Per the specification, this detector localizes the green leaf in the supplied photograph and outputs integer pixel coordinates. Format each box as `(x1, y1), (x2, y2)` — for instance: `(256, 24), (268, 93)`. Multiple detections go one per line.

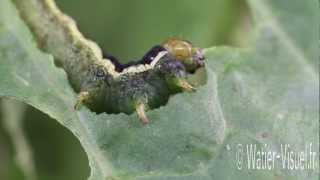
(0, 0), (318, 180)
(203, 0), (319, 179)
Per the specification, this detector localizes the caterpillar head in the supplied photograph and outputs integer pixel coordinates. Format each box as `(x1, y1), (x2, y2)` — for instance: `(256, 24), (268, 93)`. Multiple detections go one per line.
(163, 38), (205, 73)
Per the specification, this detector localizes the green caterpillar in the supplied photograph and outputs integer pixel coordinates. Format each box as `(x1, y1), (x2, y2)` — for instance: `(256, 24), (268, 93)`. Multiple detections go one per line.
(13, 0), (205, 124)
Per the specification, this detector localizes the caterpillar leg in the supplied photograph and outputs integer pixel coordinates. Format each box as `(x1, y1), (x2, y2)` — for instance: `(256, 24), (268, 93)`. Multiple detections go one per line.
(177, 79), (196, 92)
(74, 91), (90, 110)
(135, 103), (149, 125)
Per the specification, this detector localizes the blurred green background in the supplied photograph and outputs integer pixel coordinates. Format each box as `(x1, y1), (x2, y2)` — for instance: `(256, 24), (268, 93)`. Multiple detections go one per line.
(0, 0), (251, 179)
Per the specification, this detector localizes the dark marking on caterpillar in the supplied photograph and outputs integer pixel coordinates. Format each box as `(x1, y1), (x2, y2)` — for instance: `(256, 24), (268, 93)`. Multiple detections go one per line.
(102, 45), (167, 72)
(13, 0), (206, 124)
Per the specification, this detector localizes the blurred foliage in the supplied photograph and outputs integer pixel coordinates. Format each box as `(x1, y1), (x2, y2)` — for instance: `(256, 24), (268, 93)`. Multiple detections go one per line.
(0, 101), (89, 180)
(54, 0), (247, 62)
(0, 0), (249, 180)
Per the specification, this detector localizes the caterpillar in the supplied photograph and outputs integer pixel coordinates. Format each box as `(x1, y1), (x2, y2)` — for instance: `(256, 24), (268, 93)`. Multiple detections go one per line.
(13, 0), (206, 124)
